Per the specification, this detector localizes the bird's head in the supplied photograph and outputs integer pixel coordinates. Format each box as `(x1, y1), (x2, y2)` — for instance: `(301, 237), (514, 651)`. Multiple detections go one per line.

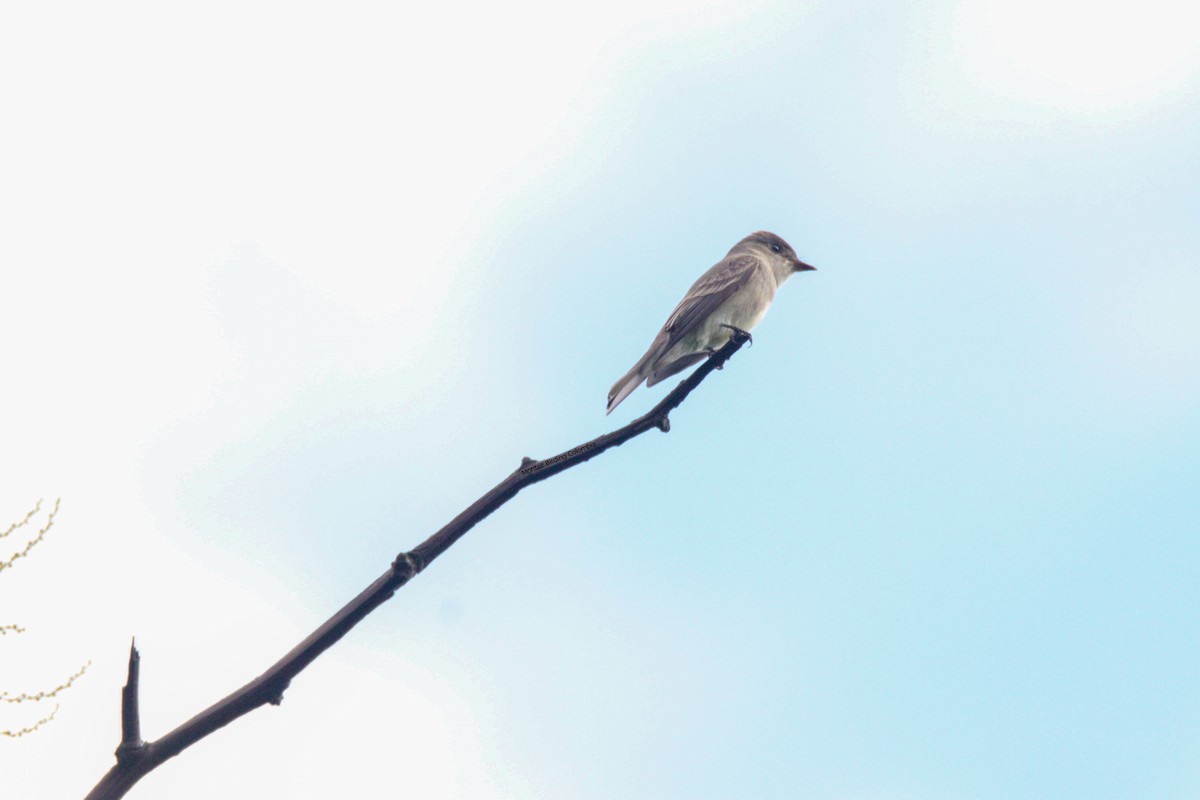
(740, 231), (816, 275)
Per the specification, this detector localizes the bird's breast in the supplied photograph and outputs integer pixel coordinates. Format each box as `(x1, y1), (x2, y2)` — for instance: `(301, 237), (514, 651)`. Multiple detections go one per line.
(697, 270), (776, 348)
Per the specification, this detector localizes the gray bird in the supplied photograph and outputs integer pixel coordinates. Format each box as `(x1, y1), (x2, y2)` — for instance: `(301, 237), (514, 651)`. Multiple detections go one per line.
(606, 231), (815, 414)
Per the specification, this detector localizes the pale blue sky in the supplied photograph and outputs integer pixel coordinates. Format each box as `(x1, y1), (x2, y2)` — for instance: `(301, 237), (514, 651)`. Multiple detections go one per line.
(3, 1), (1199, 798)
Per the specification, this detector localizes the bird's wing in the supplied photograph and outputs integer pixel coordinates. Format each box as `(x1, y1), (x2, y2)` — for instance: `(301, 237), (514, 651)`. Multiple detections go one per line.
(658, 254), (760, 351)
(607, 253), (760, 413)
(645, 352), (709, 387)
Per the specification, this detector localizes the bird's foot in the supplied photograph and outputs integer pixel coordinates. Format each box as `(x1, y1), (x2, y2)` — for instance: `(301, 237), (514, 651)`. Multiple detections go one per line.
(719, 324), (753, 346)
(703, 346), (723, 368)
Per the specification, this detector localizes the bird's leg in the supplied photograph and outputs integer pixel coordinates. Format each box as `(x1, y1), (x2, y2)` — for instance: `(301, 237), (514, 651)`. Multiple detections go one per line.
(719, 323), (753, 346)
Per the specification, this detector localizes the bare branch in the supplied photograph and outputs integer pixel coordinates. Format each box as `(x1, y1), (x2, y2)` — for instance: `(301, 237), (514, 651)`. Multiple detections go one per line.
(84, 332), (752, 800)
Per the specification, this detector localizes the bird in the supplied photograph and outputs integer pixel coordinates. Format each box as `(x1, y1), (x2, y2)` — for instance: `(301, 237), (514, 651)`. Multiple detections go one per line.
(606, 231), (815, 414)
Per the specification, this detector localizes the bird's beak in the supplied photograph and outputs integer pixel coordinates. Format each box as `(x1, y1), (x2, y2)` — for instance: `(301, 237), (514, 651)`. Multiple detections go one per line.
(793, 258), (816, 272)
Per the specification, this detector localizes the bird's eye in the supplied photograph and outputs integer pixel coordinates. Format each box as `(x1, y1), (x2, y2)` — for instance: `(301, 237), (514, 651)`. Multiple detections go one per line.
(770, 243), (782, 253)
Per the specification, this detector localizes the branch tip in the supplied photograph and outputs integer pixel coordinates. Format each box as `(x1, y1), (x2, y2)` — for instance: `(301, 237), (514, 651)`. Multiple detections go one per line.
(654, 416), (671, 433)
(117, 635), (144, 761)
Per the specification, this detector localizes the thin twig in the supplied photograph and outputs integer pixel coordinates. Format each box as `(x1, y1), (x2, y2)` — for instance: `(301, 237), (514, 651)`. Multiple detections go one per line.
(0, 660), (90, 704)
(0, 703), (59, 738)
(1, 499), (42, 540)
(0, 498), (60, 574)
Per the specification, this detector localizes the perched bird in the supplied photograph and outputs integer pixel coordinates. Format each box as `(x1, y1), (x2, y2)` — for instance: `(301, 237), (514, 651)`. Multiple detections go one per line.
(606, 231), (815, 414)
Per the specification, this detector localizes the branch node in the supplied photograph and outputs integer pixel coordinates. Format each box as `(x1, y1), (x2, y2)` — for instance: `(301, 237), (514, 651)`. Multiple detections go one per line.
(655, 416), (671, 433)
(519, 456), (537, 468)
(115, 740), (146, 764)
(392, 550), (425, 578)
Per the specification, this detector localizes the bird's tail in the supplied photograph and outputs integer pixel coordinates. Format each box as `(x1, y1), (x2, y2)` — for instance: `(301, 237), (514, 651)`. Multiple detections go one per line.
(606, 362), (646, 415)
